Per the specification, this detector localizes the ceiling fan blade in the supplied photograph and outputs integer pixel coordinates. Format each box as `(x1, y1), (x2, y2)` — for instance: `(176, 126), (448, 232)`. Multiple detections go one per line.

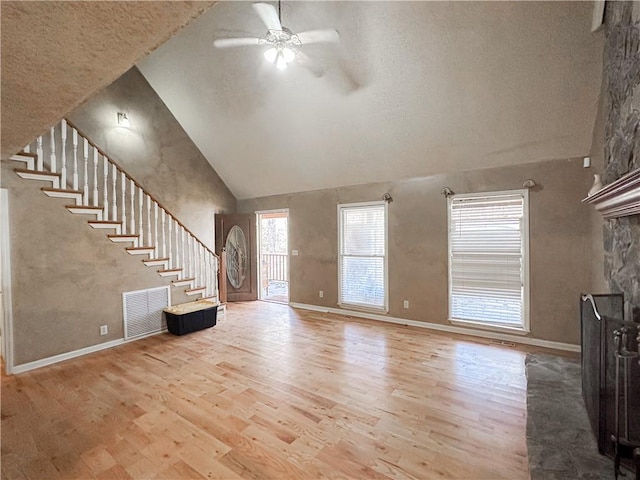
(297, 29), (340, 45)
(253, 3), (282, 31)
(296, 51), (326, 77)
(213, 37), (262, 48)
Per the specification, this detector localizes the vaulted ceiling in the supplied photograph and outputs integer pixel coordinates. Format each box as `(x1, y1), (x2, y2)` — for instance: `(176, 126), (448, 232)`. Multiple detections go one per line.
(137, 1), (604, 200)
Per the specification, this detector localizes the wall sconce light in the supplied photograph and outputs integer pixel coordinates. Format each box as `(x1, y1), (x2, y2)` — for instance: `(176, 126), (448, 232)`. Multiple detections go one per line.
(441, 187), (454, 197)
(117, 112), (130, 127)
(523, 179), (536, 189)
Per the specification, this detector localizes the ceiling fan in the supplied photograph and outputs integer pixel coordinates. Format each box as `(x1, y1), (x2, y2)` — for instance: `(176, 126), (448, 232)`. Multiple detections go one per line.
(213, 1), (340, 71)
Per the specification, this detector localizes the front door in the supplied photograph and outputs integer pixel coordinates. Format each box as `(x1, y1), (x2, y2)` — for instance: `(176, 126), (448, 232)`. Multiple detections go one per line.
(215, 214), (257, 302)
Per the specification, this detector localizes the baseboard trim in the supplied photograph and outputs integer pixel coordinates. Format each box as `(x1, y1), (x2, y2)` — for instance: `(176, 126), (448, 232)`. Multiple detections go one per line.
(12, 339), (125, 374)
(289, 302), (580, 353)
(11, 329), (168, 374)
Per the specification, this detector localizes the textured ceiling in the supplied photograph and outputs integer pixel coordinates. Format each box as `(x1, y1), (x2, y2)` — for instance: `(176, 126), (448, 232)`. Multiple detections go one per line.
(138, 1), (604, 200)
(1, 1), (215, 159)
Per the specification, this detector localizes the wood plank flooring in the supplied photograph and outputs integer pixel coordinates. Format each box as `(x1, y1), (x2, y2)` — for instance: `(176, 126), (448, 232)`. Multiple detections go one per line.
(2, 301), (565, 479)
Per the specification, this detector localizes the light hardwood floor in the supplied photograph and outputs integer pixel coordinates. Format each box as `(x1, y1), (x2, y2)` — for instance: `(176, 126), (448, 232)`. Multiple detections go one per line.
(2, 302), (567, 479)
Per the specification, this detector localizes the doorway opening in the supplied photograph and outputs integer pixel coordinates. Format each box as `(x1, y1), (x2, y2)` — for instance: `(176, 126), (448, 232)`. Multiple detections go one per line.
(257, 210), (289, 304)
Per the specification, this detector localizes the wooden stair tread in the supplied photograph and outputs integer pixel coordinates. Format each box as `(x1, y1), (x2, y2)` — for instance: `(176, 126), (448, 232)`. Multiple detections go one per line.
(144, 257), (169, 262)
(108, 234), (139, 238)
(66, 205), (103, 210)
(89, 220), (122, 225)
(17, 151), (37, 158)
(159, 268), (182, 273)
(185, 287), (205, 293)
(42, 187), (83, 194)
(174, 277), (196, 282)
(126, 246), (154, 251)
(15, 168), (60, 177)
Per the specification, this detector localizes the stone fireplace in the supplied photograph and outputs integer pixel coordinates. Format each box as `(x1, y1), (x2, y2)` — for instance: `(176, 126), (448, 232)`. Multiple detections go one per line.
(599, 1), (640, 323)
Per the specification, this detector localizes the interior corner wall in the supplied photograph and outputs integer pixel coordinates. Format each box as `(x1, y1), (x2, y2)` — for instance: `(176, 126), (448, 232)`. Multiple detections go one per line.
(1, 66), (236, 366)
(238, 158), (596, 345)
(589, 77), (609, 295)
(67, 67), (237, 251)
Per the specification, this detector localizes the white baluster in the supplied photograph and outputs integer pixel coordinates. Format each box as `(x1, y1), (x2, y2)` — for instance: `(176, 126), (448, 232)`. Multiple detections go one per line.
(182, 227), (186, 279)
(161, 209), (166, 258)
(153, 202), (158, 257)
(92, 148), (99, 207)
(174, 219), (180, 273)
(146, 195), (151, 250)
(138, 187), (144, 245)
(168, 218), (173, 269)
(72, 129), (78, 190)
(50, 126), (57, 173)
(175, 220), (180, 275)
(130, 179), (135, 235)
(121, 172), (127, 235)
(111, 164), (117, 221)
(103, 155), (109, 220)
(36, 136), (44, 171)
(60, 120), (67, 186)
(83, 139), (89, 205)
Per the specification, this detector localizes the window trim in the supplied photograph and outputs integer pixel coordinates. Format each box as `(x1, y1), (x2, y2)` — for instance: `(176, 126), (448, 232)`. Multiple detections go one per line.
(447, 189), (530, 334)
(337, 200), (389, 313)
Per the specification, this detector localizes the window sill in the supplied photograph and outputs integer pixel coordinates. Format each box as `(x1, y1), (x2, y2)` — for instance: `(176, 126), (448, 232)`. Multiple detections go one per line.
(449, 318), (529, 336)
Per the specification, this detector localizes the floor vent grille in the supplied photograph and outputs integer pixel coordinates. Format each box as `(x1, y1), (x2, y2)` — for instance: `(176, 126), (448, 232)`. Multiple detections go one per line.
(122, 286), (170, 339)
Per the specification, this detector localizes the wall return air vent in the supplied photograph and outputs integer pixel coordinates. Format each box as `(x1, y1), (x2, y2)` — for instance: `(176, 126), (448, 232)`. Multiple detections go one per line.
(122, 286), (170, 339)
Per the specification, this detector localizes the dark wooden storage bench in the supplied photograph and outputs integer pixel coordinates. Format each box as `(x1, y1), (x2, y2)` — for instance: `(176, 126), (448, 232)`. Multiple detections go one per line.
(163, 300), (218, 335)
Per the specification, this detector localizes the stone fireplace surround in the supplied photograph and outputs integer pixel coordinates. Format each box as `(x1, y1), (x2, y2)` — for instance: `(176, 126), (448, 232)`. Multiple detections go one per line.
(598, 1), (640, 324)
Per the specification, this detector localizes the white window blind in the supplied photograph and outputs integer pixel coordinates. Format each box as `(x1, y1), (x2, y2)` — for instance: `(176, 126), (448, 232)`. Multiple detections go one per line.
(448, 191), (529, 329)
(338, 202), (387, 311)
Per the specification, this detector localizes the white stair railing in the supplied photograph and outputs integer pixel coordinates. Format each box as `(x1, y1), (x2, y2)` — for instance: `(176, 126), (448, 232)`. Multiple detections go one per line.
(17, 118), (219, 300)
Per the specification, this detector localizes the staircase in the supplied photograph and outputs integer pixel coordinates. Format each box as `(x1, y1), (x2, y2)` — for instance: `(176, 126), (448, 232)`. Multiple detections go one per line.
(10, 119), (219, 302)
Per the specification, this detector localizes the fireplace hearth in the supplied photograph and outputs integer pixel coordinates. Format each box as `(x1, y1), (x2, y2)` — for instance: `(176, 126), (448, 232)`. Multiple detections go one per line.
(581, 294), (640, 478)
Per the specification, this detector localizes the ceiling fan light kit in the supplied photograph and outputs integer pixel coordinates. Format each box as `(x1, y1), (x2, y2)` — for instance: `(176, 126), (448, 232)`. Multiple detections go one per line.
(214, 2), (340, 72)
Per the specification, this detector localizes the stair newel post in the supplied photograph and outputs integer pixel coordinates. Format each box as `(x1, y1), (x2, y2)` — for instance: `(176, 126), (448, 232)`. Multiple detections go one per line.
(50, 126), (57, 174)
(72, 129), (78, 190)
(129, 178), (135, 235)
(161, 209), (166, 258)
(60, 120), (67, 186)
(121, 172), (127, 235)
(103, 155), (109, 220)
(168, 217), (173, 270)
(153, 202), (158, 257)
(138, 187), (144, 246)
(82, 139), (89, 205)
(92, 148), (99, 207)
(36, 136), (44, 171)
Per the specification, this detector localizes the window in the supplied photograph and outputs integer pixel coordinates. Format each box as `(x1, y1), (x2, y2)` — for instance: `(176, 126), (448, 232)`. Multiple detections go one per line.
(448, 190), (529, 332)
(338, 202), (387, 312)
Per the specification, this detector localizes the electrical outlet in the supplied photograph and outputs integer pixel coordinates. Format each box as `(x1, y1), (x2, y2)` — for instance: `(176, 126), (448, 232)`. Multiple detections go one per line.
(292, 249), (299, 256)
(319, 290), (324, 298)
(583, 156), (591, 168)
(403, 300), (409, 309)
(100, 325), (108, 336)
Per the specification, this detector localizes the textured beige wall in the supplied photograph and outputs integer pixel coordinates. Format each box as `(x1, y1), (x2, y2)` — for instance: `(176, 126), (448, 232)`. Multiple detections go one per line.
(1, 161), (192, 365)
(1, 66), (236, 366)
(68, 67), (236, 250)
(239, 158), (597, 345)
